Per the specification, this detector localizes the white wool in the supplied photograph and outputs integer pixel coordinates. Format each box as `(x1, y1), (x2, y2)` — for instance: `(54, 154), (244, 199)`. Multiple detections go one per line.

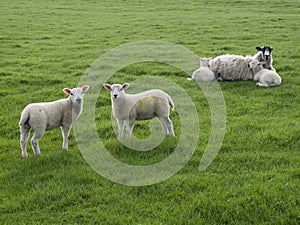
(19, 85), (89, 158)
(248, 60), (281, 87)
(209, 46), (275, 81)
(188, 58), (215, 82)
(103, 83), (175, 139)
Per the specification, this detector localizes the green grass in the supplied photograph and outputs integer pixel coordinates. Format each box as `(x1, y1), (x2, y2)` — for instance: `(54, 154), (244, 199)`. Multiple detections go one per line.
(1, 0), (299, 224)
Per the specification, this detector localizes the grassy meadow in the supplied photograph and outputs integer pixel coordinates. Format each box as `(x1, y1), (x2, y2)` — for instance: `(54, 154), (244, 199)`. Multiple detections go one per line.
(0, 0), (299, 224)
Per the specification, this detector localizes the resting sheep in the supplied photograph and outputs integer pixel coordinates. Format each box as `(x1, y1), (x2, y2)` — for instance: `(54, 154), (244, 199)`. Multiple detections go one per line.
(209, 46), (275, 81)
(187, 58), (215, 82)
(255, 46), (275, 71)
(19, 85), (89, 158)
(248, 60), (281, 87)
(103, 83), (175, 139)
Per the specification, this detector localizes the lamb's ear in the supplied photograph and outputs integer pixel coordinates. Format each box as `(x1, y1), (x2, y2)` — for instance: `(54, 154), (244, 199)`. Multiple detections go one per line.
(256, 46), (262, 51)
(103, 84), (112, 90)
(63, 88), (72, 95)
(122, 83), (129, 90)
(82, 85), (89, 92)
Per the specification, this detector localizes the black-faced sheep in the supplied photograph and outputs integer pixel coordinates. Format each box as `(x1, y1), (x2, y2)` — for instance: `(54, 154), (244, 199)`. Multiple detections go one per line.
(209, 46), (275, 81)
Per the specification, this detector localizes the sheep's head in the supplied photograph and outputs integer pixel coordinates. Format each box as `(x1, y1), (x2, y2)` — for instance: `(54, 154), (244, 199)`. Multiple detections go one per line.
(256, 46), (273, 61)
(64, 85), (89, 104)
(248, 60), (265, 69)
(200, 58), (212, 67)
(103, 83), (129, 100)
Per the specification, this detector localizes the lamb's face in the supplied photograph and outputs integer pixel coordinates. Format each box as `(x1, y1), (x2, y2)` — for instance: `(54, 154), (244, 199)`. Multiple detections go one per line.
(248, 60), (260, 69)
(111, 85), (124, 100)
(103, 83), (129, 101)
(64, 85), (89, 104)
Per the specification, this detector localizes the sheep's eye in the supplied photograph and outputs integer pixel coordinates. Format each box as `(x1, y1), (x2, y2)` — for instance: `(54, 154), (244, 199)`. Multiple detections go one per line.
(70, 93), (74, 96)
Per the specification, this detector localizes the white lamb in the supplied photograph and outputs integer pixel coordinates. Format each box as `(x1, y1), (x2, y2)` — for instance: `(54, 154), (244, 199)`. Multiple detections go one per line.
(248, 60), (281, 87)
(19, 85), (89, 158)
(187, 58), (215, 82)
(103, 83), (175, 139)
(209, 46), (275, 81)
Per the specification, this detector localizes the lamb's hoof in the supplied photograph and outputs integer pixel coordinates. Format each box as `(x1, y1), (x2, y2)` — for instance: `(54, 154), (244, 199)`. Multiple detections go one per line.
(33, 151), (41, 157)
(22, 153), (28, 159)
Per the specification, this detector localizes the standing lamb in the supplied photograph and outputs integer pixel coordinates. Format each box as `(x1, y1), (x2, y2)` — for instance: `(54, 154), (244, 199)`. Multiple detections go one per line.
(187, 58), (215, 82)
(19, 85), (89, 158)
(209, 46), (275, 81)
(248, 60), (281, 87)
(103, 83), (175, 139)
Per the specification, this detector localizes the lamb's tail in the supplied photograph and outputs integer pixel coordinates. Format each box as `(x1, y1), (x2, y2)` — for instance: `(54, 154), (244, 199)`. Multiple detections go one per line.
(19, 108), (30, 126)
(167, 95), (175, 110)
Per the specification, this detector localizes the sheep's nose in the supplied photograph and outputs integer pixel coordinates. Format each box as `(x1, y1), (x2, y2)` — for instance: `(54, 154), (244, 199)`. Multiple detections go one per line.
(247, 63), (250, 68)
(76, 98), (82, 103)
(113, 94), (118, 99)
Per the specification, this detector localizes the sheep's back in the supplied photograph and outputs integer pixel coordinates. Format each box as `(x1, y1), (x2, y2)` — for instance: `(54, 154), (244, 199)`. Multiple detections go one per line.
(23, 100), (68, 130)
(256, 69), (281, 84)
(210, 54), (254, 80)
(130, 90), (172, 120)
(134, 95), (169, 120)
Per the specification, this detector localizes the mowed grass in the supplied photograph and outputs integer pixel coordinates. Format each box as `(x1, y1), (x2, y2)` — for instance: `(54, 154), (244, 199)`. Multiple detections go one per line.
(0, 0), (299, 224)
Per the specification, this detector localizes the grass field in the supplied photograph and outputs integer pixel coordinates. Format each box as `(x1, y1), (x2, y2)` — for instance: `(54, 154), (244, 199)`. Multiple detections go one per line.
(0, 0), (299, 224)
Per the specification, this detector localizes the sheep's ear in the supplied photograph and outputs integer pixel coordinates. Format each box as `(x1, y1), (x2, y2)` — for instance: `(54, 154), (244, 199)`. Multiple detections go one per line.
(103, 84), (112, 90)
(63, 88), (72, 95)
(82, 85), (89, 92)
(256, 46), (262, 51)
(122, 83), (129, 90)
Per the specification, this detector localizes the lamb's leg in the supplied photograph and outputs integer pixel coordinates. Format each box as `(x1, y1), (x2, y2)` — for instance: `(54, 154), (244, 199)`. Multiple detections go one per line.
(158, 117), (168, 135)
(126, 120), (135, 139)
(269, 83), (280, 87)
(256, 82), (269, 87)
(31, 128), (45, 156)
(20, 126), (30, 158)
(61, 125), (71, 151)
(117, 119), (124, 140)
(160, 117), (175, 137)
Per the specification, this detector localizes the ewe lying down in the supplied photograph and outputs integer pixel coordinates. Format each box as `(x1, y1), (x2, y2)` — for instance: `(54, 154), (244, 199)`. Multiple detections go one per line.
(209, 46), (275, 81)
(19, 85), (89, 158)
(103, 83), (175, 139)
